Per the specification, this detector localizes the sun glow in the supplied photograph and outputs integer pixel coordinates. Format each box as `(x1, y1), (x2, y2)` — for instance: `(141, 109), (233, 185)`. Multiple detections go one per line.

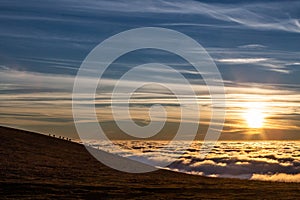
(243, 103), (265, 129)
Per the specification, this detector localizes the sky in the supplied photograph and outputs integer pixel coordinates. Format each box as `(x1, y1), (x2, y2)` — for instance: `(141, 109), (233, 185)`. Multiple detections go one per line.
(1, 0), (300, 140)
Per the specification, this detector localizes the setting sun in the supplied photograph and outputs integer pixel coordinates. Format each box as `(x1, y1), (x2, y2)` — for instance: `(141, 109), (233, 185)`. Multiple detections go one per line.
(243, 103), (265, 128)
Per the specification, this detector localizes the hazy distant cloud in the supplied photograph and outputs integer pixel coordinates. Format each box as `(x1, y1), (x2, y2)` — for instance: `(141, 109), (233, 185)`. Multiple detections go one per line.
(251, 173), (300, 182)
(0, 65), (9, 70)
(0, 67), (74, 91)
(238, 44), (267, 49)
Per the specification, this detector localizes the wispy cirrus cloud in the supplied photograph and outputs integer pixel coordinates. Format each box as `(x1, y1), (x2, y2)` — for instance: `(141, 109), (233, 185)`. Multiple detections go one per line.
(66, 0), (300, 33)
(6, 0), (298, 33)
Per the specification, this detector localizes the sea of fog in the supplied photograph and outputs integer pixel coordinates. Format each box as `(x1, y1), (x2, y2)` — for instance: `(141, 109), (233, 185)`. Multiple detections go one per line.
(78, 140), (300, 182)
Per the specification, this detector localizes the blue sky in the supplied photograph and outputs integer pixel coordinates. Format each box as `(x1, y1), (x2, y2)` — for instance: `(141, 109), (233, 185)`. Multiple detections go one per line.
(1, 0), (300, 140)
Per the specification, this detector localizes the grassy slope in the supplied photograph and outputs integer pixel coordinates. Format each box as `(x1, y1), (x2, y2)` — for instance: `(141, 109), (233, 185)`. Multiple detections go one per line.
(0, 126), (299, 199)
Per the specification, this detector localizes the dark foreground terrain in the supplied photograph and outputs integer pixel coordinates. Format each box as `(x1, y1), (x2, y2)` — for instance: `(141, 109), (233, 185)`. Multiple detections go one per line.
(0, 126), (299, 199)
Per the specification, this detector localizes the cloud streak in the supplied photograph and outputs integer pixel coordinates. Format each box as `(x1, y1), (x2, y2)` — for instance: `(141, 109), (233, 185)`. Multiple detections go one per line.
(1, 66), (300, 139)
(216, 58), (268, 64)
(216, 57), (292, 74)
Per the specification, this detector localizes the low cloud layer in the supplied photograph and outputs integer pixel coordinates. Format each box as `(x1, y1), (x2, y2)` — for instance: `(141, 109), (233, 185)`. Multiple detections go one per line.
(81, 140), (300, 182)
